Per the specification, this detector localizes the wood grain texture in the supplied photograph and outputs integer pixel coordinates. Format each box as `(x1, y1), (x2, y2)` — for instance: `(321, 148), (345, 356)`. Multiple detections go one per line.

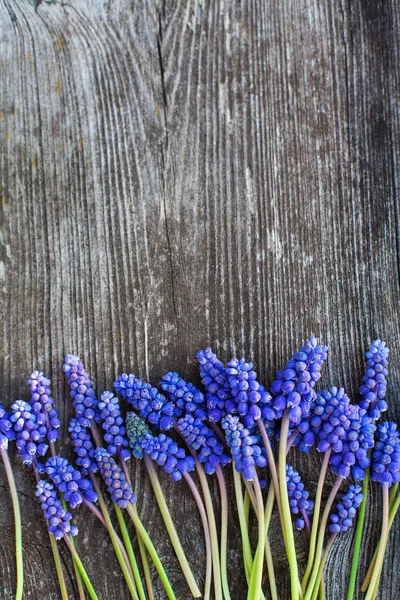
(0, 0), (399, 598)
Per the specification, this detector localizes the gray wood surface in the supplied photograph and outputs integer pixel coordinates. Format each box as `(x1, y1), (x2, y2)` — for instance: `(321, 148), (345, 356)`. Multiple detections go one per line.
(0, 0), (399, 598)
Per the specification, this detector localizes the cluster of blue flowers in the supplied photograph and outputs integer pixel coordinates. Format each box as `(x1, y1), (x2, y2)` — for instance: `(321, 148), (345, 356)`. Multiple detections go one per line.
(63, 354), (99, 427)
(125, 412), (151, 459)
(95, 447), (136, 507)
(270, 336), (328, 425)
(177, 414), (231, 474)
(36, 480), (78, 539)
(68, 418), (99, 475)
(28, 372), (61, 443)
(45, 456), (98, 509)
(359, 340), (389, 420)
(329, 484), (363, 534)
(142, 431), (196, 482)
(222, 415), (267, 481)
(0, 402), (15, 450)
(98, 391), (130, 461)
(160, 373), (206, 420)
(114, 374), (174, 430)
(371, 422), (400, 487)
(10, 400), (48, 469)
(286, 465), (314, 530)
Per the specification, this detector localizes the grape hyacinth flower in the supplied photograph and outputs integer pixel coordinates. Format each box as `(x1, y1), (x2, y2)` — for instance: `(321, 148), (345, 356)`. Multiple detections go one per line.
(359, 340), (389, 420)
(225, 358), (275, 428)
(0, 403), (23, 600)
(68, 418), (99, 475)
(28, 371), (61, 443)
(197, 347), (233, 422)
(160, 372), (207, 420)
(329, 484), (363, 534)
(286, 465), (314, 530)
(95, 448), (136, 508)
(45, 456), (98, 509)
(63, 354), (100, 427)
(36, 480), (78, 539)
(114, 374), (174, 430)
(0, 402), (16, 448)
(177, 414), (231, 474)
(362, 422), (400, 600)
(98, 391), (130, 461)
(270, 336), (328, 425)
(141, 431), (196, 482)
(371, 422), (400, 487)
(222, 415), (267, 481)
(11, 400), (48, 469)
(125, 411), (151, 458)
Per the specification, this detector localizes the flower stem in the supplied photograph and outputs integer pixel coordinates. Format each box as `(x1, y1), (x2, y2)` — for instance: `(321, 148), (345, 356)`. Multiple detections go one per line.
(60, 496), (85, 600)
(247, 474), (265, 600)
(279, 411), (301, 600)
(90, 478), (138, 599)
(304, 477), (343, 600)
(49, 534), (69, 600)
(127, 503), (177, 600)
(364, 485), (389, 600)
(64, 535), (99, 600)
(143, 455), (201, 597)
(233, 466), (253, 582)
(258, 419), (282, 518)
(183, 472), (212, 600)
(346, 464), (370, 600)
(114, 504), (148, 600)
(193, 459), (223, 600)
(264, 482), (278, 600)
(137, 532), (155, 600)
(216, 464), (231, 600)
(174, 424), (223, 600)
(361, 485), (400, 591)
(302, 449), (331, 593)
(310, 535), (336, 600)
(1, 448), (23, 600)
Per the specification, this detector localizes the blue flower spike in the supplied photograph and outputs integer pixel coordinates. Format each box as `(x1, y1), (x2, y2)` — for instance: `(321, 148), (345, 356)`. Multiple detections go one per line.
(28, 371), (61, 443)
(222, 415), (267, 481)
(95, 447), (136, 508)
(98, 391), (130, 461)
(36, 480), (78, 540)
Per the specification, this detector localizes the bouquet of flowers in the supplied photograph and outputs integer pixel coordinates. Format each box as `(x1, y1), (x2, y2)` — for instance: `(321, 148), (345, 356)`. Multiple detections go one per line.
(1, 337), (397, 600)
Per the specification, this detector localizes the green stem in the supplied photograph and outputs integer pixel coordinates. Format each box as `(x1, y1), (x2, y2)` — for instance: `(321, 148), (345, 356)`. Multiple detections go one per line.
(1, 448), (23, 600)
(60, 496), (85, 600)
(64, 536), (99, 600)
(49, 534), (69, 600)
(137, 533), (155, 600)
(244, 489), (250, 530)
(143, 455), (201, 597)
(194, 459), (223, 600)
(361, 483), (399, 592)
(310, 535), (336, 600)
(362, 485), (400, 592)
(258, 419), (283, 519)
(304, 477), (343, 600)
(247, 475), (265, 600)
(216, 464), (231, 600)
(127, 503), (177, 600)
(114, 504), (148, 600)
(183, 472), (212, 600)
(264, 484), (278, 600)
(90, 479), (138, 599)
(302, 449), (331, 593)
(279, 411), (301, 600)
(346, 465), (370, 600)
(233, 467), (253, 582)
(364, 485), (389, 600)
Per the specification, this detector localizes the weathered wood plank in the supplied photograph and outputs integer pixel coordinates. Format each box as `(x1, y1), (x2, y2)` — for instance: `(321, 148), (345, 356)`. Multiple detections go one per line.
(0, 0), (399, 598)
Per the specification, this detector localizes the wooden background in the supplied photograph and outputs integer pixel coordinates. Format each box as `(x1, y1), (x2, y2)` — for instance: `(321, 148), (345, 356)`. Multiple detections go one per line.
(0, 0), (399, 598)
